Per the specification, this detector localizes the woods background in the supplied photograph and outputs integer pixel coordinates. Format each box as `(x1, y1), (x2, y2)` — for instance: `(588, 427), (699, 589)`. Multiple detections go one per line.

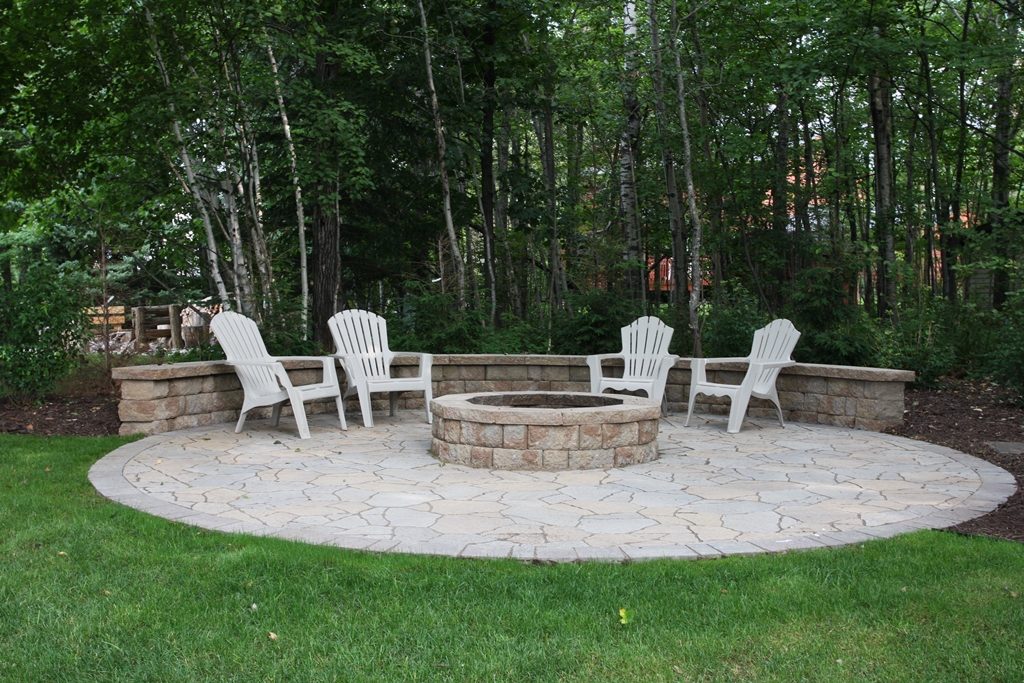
(1, 0), (1022, 397)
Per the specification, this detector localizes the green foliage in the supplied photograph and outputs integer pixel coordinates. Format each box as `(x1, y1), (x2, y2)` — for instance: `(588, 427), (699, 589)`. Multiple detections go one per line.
(387, 287), (483, 354)
(879, 297), (957, 385)
(784, 267), (882, 366)
(700, 281), (768, 357)
(549, 290), (644, 355)
(0, 263), (90, 401)
(977, 292), (1024, 396)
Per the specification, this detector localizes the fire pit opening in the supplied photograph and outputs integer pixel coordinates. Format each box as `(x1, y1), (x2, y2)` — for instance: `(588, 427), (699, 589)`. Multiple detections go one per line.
(430, 391), (661, 471)
(467, 393), (623, 410)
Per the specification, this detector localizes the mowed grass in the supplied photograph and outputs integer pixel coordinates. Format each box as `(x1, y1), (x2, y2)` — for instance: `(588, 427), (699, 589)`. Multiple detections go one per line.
(1, 435), (1022, 682)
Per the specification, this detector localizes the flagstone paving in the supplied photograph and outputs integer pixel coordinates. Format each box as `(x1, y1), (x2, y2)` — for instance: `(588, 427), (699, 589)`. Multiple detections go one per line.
(89, 413), (1016, 562)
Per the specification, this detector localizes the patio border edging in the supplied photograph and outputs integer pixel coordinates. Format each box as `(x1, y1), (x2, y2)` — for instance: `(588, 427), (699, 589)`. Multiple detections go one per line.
(112, 355), (914, 436)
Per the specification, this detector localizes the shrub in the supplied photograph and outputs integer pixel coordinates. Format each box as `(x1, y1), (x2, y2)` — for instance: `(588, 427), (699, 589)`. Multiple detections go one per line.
(978, 292), (1024, 396)
(699, 281), (768, 357)
(549, 290), (644, 355)
(880, 296), (957, 385)
(0, 263), (90, 401)
(783, 267), (882, 366)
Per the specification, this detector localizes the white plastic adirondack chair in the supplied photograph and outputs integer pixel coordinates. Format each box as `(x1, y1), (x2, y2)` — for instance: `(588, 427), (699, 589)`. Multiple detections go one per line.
(327, 310), (433, 428)
(587, 316), (679, 412)
(210, 311), (346, 439)
(685, 319), (800, 433)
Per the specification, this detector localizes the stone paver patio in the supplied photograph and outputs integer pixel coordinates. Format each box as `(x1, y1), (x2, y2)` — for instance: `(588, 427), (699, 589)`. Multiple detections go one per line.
(89, 413), (1016, 562)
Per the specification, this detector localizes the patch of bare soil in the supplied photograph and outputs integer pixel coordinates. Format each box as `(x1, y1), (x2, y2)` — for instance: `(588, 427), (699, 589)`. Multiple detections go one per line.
(1, 372), (1020, 542)
(888, 378), (1024, 543)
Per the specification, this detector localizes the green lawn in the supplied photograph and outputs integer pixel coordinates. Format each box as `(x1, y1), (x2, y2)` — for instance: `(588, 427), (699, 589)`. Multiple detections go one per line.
(1, 434), (1022, 682)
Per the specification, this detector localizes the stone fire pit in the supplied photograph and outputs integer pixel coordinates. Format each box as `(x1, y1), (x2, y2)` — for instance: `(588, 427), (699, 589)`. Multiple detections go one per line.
(429, 391), (661, 470)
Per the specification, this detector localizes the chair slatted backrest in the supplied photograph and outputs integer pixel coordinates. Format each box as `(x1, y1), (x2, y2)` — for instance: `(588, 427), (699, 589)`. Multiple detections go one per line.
(210, 311), (280, 396)
(329, 310), (394, 381)
(748, 319), (800, 393)
(621, 317), (674, 382)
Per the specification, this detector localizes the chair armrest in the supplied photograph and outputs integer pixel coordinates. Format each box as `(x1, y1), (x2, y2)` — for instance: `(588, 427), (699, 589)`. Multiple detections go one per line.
(586, 353), (621, 391)
(271, 355), (339, 385)
(226, 359), (281, 367)
(748, 359), (795, 369)
(694, 356), (750, 366)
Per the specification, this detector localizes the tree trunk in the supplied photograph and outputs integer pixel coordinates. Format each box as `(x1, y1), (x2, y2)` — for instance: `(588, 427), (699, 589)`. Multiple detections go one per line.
(868, 66), (896, 317)
(143, 5), (230, 308)
(479, 9), (499, 326)
(990, 64), (1014, 308)
(266, 41), (310, 337)
(417, 0), (466, 309)
(647, 0), (687, 319)
(619, 0), (645, 304)
(672, 0), (705, 356)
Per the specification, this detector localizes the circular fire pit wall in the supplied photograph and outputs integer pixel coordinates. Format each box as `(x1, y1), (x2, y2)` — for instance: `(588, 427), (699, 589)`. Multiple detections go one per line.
(430, 392), (661, 470)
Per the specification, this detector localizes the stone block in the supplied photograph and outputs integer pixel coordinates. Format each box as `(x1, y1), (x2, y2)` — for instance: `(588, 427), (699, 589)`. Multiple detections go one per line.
(443, 418), (462, 443)
(462, 422), (503, 447)
(603, 422), (639, 447)
(549, 381), (590, 393)
(528, 425), (579, 449)
(447, 443), (473, 465)
(579, 423), (603, 448)
(120, 380), (169, 400)
(119, 396), (184, 422)
(432, 418), (445, 439)
(486, 365), (529, 381)
(437, 380), (466, 396)
(541, 449), (569, 470)
(817, 395), (848, 416)
(638, 419), (659, 443)
(167, 377), (204, 397)
(432, 438), (450, 461)
(780, 375), (826, 394)
(210, 374), (242, 392)
(827, 378), (862, 399)
(529, 365), (570, 382)
(614, 446), (639, 466)
(568, 449), (614, 469)
(492, 448), (542, 470)
(862, 382), (903, 401)
(503, 425), (527, 449)
(568, 366), (591, 382)
(470, 447), (494, 468)
(442, 365), (486, 381)
(184, 391), (242, 415)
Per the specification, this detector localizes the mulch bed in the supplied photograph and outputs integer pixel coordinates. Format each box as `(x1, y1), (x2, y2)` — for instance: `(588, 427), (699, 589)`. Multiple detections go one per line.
(1, 377), (1021, 543)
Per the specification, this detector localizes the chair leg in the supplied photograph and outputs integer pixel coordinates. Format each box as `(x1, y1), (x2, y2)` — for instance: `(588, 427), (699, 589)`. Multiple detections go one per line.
(684, 384), (701, 427)
(335, 395), (347, 431)
(271, 404), (282, 427)
(726, 393), (751, 434)
(423, 379), (433, 425)
(767, 389), (786, 427)
(357, 385), (374, 428)
(288, 394), (311, 439)
(235, 410), (249, 434)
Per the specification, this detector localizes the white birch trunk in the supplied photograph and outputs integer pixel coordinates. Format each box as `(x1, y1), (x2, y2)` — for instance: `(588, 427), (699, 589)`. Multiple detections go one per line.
(267, 42), (310, 337)
(143, 5), (231, 308)
(417, 0), (466, 309)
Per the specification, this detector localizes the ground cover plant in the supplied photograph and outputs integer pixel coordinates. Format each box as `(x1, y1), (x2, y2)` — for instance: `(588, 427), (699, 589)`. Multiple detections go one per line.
(1, 434), (1022, 682)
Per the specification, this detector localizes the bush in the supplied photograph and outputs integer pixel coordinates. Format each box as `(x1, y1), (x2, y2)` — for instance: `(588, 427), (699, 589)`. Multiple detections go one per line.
(880, 296), (957, 385)
(0, 263), (90, 401)
(978, 292), (1024, 396)
(549, 290), (644, 355)
(699, 281), (768, 357)
(783, 267), (882, 366)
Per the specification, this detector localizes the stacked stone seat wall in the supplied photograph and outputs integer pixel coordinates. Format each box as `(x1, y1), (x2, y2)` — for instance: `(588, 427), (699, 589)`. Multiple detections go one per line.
(113, 355), (914, 436)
